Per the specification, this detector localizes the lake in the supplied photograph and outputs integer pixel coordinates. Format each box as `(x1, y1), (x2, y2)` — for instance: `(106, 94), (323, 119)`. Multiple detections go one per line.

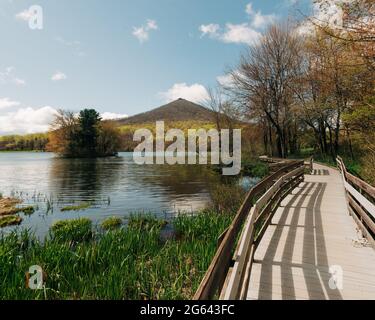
(0, 152), (232, 237)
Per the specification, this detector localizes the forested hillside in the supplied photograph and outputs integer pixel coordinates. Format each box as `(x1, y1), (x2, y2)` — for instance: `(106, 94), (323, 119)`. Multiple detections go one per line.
(0, 133), (48, 151)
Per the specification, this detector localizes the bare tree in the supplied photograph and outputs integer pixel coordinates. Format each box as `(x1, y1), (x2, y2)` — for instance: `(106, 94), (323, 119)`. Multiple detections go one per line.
(205, 86), (240, 154)
(229, 23), (304, 158)
(206, 87), (223, 134)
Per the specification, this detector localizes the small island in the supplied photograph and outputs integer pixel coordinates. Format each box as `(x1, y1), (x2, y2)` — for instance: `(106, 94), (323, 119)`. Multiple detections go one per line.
(47, 109), (121, 158)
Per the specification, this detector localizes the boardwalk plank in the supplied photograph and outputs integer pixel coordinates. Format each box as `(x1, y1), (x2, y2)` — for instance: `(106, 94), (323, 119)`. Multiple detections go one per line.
(246, 163), (375, 300)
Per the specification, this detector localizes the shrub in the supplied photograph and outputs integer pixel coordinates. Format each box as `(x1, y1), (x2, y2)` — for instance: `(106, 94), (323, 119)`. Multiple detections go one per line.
(209, 183), (246, 214)
(243, 161), (269, 178)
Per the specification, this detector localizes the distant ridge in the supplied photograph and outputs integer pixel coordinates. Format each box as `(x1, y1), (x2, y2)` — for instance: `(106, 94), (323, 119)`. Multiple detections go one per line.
(116, 98), (215, 125)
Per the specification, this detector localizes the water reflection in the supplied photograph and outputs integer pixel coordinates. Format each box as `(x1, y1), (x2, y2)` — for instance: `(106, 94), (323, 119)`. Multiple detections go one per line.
(0, 152), (219, 236)
(48, 157), (123, 204)
(239, 176), (261, 191)
(47, 153), (218, 211)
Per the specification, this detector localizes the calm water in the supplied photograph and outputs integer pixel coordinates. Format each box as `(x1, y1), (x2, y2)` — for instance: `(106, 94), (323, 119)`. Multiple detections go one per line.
(0, 152), (225, 237)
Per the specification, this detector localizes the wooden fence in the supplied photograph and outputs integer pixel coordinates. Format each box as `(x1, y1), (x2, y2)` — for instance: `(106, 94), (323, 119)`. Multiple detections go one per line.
(337, 156), (375, 247)
(259, 155), (313, 174)
(193, 159), (305, 300)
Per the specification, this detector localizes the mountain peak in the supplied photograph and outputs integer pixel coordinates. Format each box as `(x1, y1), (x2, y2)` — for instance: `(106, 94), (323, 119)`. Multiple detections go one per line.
(117, 99), (214, 125)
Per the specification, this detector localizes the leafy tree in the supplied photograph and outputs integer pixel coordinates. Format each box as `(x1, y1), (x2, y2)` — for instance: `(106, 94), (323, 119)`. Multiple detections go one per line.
(96, 121), (122, 157)
(47, 109), (120, 158)
(77, 109), (101, 157)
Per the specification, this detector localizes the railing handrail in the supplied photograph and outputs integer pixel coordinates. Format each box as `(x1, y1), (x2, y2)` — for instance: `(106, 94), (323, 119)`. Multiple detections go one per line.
(260, 155), (314, 173)
(193, 158), (305, 300)
(222, 164), (304, 300)
(336, 157), (375, 246)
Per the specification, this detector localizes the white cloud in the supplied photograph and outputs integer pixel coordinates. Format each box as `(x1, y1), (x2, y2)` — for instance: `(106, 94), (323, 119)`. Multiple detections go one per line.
(217, 70), (245, 88)
(251, 12), (277, 29)
(146, 19), (158, 30)
(0, 97), (21, 110)
(246, 2), (277, 29)
(159, 83), (209, 103)
(101, 112), (128, 120)
(15, 9), (33, 22)
(221, 23), (261, 45)
(199, 24), (220, 37)
(296, 1), (345, 36)
(133, 19), (158, 43)
(200, 22), (260, 45)
(199, 3), (276, 46)
(0, 106), (58, 135)
(0, 67), (26, 86)
(217, 74), (234, 87)
(51, 72), (67, 81)
(133, 26), (149, 43)
(246, 3), (254, 15)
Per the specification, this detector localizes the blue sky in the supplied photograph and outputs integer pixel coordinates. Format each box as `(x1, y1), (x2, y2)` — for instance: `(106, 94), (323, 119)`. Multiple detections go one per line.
(0, 0), (310, 134)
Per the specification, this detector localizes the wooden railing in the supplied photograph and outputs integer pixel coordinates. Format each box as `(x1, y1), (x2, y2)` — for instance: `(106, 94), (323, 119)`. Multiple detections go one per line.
(337, 156), (375, 247)
(259, 155), (313, 174)
(193, 159), (305, 300)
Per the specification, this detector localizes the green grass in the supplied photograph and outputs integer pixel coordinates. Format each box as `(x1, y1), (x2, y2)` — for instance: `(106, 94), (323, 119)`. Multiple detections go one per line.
(60, 202), (91, 212)
(101, 217), (122, 231)
(0, 211), (233, 300)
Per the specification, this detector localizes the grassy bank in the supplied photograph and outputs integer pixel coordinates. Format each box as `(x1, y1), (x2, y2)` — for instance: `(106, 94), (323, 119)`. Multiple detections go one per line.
(0, 211), (232, 300)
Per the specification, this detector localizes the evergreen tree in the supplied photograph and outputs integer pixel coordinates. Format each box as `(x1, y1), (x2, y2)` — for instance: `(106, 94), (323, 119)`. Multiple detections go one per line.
(77, 109), (101, 157)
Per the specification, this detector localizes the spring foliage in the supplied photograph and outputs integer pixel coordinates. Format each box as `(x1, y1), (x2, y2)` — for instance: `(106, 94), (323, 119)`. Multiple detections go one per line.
(47, 109), (121, 158)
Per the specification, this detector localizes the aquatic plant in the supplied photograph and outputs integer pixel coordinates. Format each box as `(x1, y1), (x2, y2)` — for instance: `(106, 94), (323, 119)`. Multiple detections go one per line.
(21, 206), (36, 216)
(0, 197), (22, 216)
(128, 214), (168, 231)
(51, 218), (92, 243)
(101, 217), (122, 230)
(60, 202), (91, 212)
(0, 215), (22, 228)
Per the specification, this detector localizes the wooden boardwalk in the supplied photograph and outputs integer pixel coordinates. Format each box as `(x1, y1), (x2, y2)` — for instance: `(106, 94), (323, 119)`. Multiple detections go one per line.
(247, 163), (375, 300)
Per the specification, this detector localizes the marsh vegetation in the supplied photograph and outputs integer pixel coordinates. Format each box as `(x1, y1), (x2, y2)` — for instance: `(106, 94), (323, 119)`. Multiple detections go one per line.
(0, 212), (233, 300)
